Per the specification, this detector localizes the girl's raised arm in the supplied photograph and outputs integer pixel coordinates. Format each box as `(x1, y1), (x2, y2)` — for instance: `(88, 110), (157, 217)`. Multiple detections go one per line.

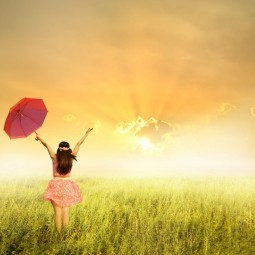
(72, 128), (93, 156)
(35, 132), (55, 159)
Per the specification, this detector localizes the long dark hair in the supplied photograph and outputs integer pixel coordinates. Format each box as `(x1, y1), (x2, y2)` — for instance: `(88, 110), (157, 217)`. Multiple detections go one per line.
(56, 141), (77, 175)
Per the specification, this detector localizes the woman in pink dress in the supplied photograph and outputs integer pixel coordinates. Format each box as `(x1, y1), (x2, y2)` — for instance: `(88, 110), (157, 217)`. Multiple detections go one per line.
(35, 128), (93, 233)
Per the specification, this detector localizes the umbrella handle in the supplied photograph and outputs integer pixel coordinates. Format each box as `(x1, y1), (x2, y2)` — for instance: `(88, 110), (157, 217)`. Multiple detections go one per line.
(34, 131), (39, 140)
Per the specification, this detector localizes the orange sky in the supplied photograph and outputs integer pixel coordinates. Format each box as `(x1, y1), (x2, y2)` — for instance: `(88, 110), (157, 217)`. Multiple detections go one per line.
(0, 0), (255, 178)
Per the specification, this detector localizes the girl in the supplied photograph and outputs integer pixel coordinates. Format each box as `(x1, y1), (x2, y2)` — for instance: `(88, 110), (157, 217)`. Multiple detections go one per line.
(35, 128), (93, 233)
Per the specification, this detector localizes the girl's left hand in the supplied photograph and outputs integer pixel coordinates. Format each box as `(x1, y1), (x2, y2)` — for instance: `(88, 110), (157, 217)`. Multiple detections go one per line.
(86, 128), (93, 134)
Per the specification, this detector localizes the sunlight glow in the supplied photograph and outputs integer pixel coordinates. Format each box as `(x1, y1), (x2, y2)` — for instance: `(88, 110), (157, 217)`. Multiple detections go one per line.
(138, 137), (153, 152)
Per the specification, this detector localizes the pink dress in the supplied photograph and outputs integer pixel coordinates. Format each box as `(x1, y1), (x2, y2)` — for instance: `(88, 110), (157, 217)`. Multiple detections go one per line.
(44, 155), (82, 207)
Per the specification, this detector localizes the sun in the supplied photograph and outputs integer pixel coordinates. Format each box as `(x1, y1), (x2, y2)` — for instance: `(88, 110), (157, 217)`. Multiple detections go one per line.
(139, 137), (153, 152)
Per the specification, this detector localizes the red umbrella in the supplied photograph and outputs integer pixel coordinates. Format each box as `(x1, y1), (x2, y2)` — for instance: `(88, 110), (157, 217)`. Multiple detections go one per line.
(4, 98), (48, 139)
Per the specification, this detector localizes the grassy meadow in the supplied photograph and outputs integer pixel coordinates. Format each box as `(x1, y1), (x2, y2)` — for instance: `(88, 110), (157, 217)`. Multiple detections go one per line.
(0, 177), (255, 255)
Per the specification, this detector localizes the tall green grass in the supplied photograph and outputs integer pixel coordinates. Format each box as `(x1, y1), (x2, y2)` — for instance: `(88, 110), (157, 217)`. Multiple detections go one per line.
(0, 177), (254, 255)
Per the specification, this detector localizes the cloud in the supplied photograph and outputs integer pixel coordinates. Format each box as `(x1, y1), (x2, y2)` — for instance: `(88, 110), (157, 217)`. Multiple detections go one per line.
(93, 120), (102, 134)
(115, 116), (174, 154)
(215, 102), (236, 117)
(115, 120), (137, 134)
(136, 118), (174, 144)
(206, 102), (237, 125)
(62, 114), (78, 122)
(250, 106), (255, 117)
(62, 113), (81, 126)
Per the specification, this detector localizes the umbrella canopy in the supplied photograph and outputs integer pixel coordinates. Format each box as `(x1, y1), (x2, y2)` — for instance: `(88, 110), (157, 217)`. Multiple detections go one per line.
(4, 98), (48, 139)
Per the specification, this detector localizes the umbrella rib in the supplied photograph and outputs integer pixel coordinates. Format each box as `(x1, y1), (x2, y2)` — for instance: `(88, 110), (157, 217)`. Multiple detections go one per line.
(19, 99), (31, 112)
(17, 113), (27, 137)
(21, 109), (46, 126)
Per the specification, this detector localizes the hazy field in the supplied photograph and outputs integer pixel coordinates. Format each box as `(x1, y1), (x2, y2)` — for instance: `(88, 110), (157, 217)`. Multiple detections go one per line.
(0, 177), (254, 255)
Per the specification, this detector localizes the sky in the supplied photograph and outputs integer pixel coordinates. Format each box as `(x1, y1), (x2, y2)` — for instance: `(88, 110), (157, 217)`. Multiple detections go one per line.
(0, 0), (255, 178)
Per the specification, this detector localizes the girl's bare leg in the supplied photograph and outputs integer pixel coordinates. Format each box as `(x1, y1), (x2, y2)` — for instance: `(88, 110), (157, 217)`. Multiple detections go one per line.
(62, 207), (70, 229)
(51, 201), (62, 233)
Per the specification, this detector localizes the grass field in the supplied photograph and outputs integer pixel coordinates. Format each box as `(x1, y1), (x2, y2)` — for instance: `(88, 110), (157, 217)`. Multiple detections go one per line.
(0, 177), (254, 255)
